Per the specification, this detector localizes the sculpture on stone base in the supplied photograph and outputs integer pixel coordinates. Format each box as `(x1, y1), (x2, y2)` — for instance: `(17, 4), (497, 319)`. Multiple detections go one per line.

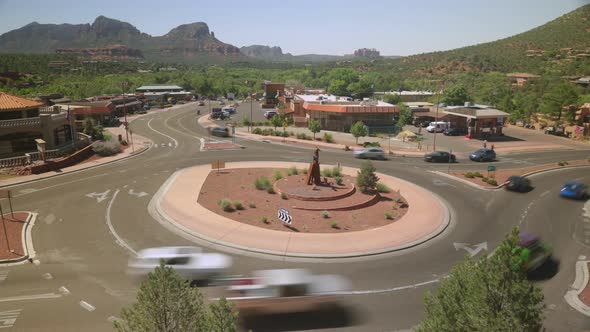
(305, 148), (321, 186)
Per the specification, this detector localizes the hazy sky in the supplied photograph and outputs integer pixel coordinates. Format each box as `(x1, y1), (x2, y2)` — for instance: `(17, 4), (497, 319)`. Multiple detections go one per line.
(0, 0), (588, 56)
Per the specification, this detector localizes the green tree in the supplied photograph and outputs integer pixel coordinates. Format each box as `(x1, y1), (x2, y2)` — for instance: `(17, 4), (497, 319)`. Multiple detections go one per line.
(540, 82), (579, 121)
(397, 104), (413, 127)
(270, 114), (283, 130)
(348, 79), (374, 99)
(417, 227), (544, 332)
(308, 119), (321, 139)
(441, 85), (471, 106)
(356, 160), (379, 194)
(328, 79), (349, 96)
(114, 262), (237, 332)
(383, 94), (402, 105)
(350, 121), (368, 144)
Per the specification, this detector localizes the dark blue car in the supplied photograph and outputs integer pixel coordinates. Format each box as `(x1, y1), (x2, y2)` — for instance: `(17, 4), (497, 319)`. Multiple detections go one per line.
(469, 148), (496, 162)
(560, 182), (588, 200)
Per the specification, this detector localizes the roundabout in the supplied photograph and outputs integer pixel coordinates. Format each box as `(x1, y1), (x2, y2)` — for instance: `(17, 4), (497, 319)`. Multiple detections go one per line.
(150, 160), (450, 259)
(0, 103), (589, 331)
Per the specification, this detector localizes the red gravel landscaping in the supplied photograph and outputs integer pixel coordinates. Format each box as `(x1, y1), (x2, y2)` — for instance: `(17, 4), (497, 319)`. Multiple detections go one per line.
(197, 168), (408, 233)
(450, 159), (590, 188)
(0, 212), (29, 261)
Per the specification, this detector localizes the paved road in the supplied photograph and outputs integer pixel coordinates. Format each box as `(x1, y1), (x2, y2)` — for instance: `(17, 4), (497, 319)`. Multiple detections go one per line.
(1, 104), (589, 331)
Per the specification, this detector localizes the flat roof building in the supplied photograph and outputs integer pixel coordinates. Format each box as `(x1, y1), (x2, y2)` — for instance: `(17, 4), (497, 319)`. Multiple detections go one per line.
(136, 85), (183, 93)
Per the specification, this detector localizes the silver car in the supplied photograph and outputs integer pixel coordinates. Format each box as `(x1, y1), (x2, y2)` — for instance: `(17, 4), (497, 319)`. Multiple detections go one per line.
(127, 246), (232, 281)
(353, 148), (386, 160)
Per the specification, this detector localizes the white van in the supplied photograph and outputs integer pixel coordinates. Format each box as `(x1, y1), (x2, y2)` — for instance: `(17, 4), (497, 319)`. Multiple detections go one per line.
(426, 121), (449, 133)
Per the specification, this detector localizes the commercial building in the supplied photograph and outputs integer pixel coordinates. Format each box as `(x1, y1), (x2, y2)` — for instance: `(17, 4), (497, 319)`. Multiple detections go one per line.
(262, 81), (285, 108)
(0, 92), (73, 156)
(375, 91), (434, 102)
(506, 73), (540, 87)
(136, 85), (193, 102)
(54, 100), (116, 130)
(442, 103), (510, 138)
(136, 85), (183, 93)
(287, 94), (399, 132)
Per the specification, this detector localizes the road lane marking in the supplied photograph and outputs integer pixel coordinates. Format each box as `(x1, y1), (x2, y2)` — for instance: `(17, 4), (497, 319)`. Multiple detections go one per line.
(10, 173), (108, 196)
(453, 242), (488, 257)
(147, 118), (178, 148)
(107, 316), (120, 323)
(106, 189), (138, 257)
(0, 293), (61, 303)
(79, 301), (96, 312)
(58, 286), (70, 295)
(333, 278), (444, 295)
(0, 309), (21, 329)
(41, 273), (53, 280)
(128, 189), (148, 198)
(85, 190), (111, 203)
(540, 190), (551, 197)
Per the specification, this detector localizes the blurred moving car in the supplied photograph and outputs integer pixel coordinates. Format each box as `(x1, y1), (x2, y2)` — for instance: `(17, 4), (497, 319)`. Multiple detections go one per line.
(424, 151), (456, 163)
(560, 182), (588, 199)
(197, 101), (205, 106)
(353, 148), (386, 160)
(515, 233), (553, 272)
(128, 246), (232, 281)
(504, 175), (531, 192)
(469, 148), (496, 162)
(211, 109), (231, 120)
(222, 106), (237, 114)
(443, 127), (466, 136)
(224, 269), (350, 314)
(264, 110), (279, 119)
(209, 126), (230, 137)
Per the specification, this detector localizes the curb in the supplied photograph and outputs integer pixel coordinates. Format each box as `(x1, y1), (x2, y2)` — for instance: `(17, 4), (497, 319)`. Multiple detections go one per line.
(0, 143), (151, 189)
(565, 260), (590, 316)
(0, 212), (37, 266)
(148, 164), (453, 261)
(432, 164), (590, 191)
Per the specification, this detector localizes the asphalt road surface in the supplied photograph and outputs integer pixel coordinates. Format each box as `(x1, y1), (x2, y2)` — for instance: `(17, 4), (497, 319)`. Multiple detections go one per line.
(1, 103), (589, 331)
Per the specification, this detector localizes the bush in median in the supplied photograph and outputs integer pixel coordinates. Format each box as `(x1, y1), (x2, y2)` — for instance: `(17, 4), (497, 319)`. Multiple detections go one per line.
(92, 138), (122, 156)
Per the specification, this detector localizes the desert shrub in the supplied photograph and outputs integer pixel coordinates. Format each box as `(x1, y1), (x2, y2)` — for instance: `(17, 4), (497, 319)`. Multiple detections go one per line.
(92, 138), (122, 156)
(267, 187), (275, 194)
(252, 128), (262, 135)
(233, 201), (244, 210)
(385, 213), (393, 220)
(287, 166), (298, 176)
(261, 217), (269, 224)
(248, 202), (256, 208)
(280, 192), (288, 200)
(321, 168), (333, 177)
(330, 221), (339, 229)
(487, 179), (498, 186)
(296, 133), (306, 140)
(482, 177), (488, 182)
(331, 167), (341, 177)
(465, 172), (475, 178)
(301, 168), (308, 174)
(473, 172), (483, 178)
(218, 199), (234, 212)
(558, 161), (569, 166)
(392, 205), (398, 210)
(357, 161), (379, 193)
(335, 175), (343, 185)
(376, 183), (390, 193)
(344, 145), (351, 151)
(274, 170), (283, 180)
(120, 140), (129, 146)
(321, 211), (330, 219)
(363, 141), (381, 148)
(254, 176), (271, 190)
(289, 131), (295, 136)
(324, 133), (334, 143)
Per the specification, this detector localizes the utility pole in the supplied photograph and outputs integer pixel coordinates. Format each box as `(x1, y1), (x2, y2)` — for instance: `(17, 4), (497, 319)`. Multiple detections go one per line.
(432, 81), (444, 152)
(68, 105), (76, 150)
(121, 81), (130, 143)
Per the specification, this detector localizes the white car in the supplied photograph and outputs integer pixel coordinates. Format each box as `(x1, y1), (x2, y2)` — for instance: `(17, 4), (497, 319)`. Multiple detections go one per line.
(223, 269), (350, 314)
(127, 246), (232, 281)
(353, 148), (386, 160)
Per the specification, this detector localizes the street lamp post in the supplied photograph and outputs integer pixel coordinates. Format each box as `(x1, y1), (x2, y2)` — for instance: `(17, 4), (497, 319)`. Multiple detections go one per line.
(121, 81), (130, 143)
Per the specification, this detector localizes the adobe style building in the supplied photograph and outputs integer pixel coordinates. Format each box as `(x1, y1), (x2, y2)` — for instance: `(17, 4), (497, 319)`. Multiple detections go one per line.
(286, 94), (399, 132)
(506, 73), (540, 87)
(0, 92), (72, 157)
(54, 100), (117, 130)
(375, 91), (434, 102)
(262, 81), (285, 108)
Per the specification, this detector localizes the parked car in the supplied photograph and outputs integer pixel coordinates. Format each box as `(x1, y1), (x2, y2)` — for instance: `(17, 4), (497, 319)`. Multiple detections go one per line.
(264, 110), (279, 119)
(209, 126), (230, 137)
(504, 175), (531, 192)
(514, 233), (553, 272)
(443, 127), (466, 136)
(560, 182), (588, 200)
(424, 151), (456, 163)
(353, 148), (386, 160)
(223, 269), (350, 315)
(222, 106), (236, 114)
(426, 121), (449, 133)
(197, 101), (205, 106)
(469, 148), (496, 162)
(210, 111), (230, 120)
(127, 246), (232, 281)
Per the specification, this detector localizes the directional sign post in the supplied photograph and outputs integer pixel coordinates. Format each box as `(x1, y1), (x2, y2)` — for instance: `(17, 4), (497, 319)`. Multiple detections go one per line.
(278, 208), (292, 225)
(487, 165), (496, 178)
(211, 160), (225, 174)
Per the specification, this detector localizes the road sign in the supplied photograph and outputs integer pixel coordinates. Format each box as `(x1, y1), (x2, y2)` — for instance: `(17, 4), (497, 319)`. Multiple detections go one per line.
(278, 208), (292, 225)
(487, 165), (496, 172)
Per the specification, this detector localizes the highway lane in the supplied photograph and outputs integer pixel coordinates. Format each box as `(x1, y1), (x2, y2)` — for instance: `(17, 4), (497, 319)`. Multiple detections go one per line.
(0, 104), (589, 331)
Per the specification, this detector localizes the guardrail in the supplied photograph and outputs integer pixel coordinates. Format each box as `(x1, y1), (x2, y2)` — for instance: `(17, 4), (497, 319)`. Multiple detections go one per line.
(0, 135), (92, 169)
(0, 117), (41, 128)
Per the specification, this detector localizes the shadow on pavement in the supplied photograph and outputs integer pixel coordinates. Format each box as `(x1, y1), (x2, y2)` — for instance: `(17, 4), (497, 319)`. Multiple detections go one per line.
(527, 257), (560, 281)
(240, 303), (364, 331)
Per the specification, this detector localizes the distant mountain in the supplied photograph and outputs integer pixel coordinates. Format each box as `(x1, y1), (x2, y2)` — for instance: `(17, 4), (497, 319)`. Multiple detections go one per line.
(392, 4), (590, 76)
(0, 16), (241, 61)
(240, 45), (291, 58)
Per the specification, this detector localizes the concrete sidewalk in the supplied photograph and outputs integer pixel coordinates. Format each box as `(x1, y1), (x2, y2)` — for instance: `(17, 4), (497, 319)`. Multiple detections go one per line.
(153, 161), (451, 259)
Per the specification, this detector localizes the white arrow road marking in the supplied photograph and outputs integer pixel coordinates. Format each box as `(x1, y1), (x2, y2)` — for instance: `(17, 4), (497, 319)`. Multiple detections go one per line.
(453, 242), (488, 257)
(433, 179), (457, 188)
(168, 142), (172, 147)
(85, 190), (111, 203)
(0, 271), (7, 282)
(58, 286), (70, 295)
(128, 189), (148, 198)
(0, 309), (22, 329)
(18, 188), (38, 195)
(79, 301), (95, 312)
(41, 273), (52, 280)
